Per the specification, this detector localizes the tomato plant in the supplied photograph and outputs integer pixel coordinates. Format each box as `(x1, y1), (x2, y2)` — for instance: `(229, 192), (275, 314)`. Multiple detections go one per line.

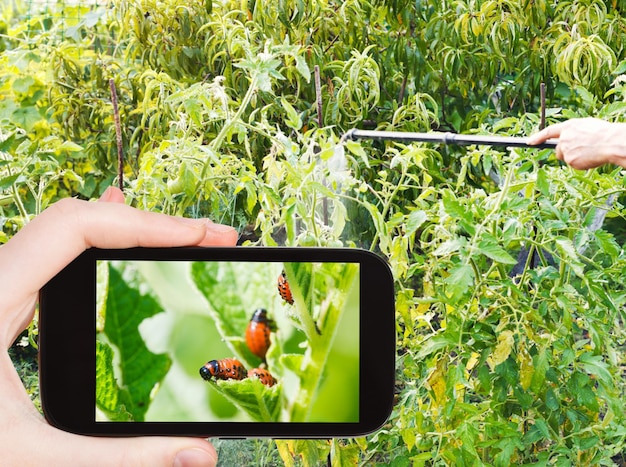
(4, 0), (626, 464)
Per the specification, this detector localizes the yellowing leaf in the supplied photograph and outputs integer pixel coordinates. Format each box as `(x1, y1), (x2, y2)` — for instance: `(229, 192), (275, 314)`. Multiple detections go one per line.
(414, 301), (431, 317)
(401, 428), (417, 452)
(488, 330), (515, 370)
(518, 342), (534, 390)
(466, 352), (480, 372)
(425, 359), (447, 408)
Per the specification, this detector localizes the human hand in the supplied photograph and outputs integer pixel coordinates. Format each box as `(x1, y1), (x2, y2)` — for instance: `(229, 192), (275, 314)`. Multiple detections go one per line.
(528, 117), (626, 170)
(0, 187), (237, 466)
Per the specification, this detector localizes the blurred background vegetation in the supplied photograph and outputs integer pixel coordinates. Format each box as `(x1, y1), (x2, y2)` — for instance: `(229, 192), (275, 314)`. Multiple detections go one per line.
(3, 0), (626, 465)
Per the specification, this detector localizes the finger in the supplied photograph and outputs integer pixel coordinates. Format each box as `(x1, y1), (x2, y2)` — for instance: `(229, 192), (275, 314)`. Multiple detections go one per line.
(95, 186), (238, 246)
(98, 186), (125, 204)
(198, 221), (240, 246)
(527, 122), (566, 145)
(555, 144), (564, 162)
(96, 186), (237, 246)
(0, 198), (237, 324)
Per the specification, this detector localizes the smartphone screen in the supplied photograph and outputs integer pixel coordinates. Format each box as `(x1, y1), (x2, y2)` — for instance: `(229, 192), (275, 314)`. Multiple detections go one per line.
(95, 259), (359, 424)
(40, 247), (394, 437)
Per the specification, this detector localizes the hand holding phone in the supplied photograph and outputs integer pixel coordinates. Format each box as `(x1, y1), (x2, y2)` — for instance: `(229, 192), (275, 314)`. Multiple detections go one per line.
(39, 246), (395, 437)
(1, 187), (236, 466)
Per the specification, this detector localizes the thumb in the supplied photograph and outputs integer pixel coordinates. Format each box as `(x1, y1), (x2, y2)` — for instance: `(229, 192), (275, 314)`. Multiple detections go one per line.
(0, 355), (218, 467)
(172, 445), (218, 467)
(27, 427), (218, 467)
(99, 437), (218, 467)
(98, 186), (126, 204)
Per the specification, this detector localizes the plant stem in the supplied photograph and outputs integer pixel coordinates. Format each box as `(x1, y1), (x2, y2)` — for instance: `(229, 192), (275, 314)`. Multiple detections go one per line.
(314, 65), (323, 128)
(314, 65), (330, 226)
(539, 83), (546, 130)
(209, 75), (258, 154)
(288, 264), (359, 422)
(370, 171), (407, 253)
(310, 190), (320, 244)
(11, 183), (28, 223)
(109, 79), (124, 192)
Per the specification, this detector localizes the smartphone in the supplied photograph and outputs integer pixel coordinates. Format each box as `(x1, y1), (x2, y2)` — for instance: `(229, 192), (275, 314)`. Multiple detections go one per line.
(39, 247), (395, 437)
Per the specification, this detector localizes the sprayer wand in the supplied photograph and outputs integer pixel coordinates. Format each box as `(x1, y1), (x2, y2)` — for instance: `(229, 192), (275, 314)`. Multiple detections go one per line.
(341, 129), (558, 149)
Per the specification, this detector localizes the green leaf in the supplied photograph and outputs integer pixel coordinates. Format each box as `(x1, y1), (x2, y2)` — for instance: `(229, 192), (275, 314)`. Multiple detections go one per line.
(578, 385), (599, 412)
(11, 106), (42, 130)
(555, 237), (584, 277)
(184, 98), (203, 126)
(245, 181), (258, 214)
(0, 130), (24, 152)
(614, 59), (626, 75)
(282, 262), (317, 339)
(531, 350), (549, 393)
(433, 238), (464, 257)
(276, 440), (329, 467)
(361, 201), (386, 242)
(533, 418), (551, 440)
(95, 341), (133, 421)
(96, 261), (108, 333)
(414, 333), (457, 361)
(536, 167), (550, 197)
(445, 263), (474, 300)
(12, 76), (35, 94)
(100, 264), (172, 421)
(442, 189), (475, 235)
(345, 140), (370, 168)
(330, 199), (347, 238)
(456, 421), (479, 458)
(579, 353), (613, 386)
(593, 230), (620, 259)
(281, 98), (302, 131)
(294, 55), (311, 83)
(206, 378), (282, 422)
(492, 117), (519, 132)
(477, 234), (517, 264)
(57, 140), (84, 153)
(0, 174), (20, 191)
(405, 210), (427, 236)
(442, 189), (471, 223)
(191, 261), (277, 368)
(493, 436), (523, 466)
(545, 387), (560, 411)
(280, 353), (304, 374)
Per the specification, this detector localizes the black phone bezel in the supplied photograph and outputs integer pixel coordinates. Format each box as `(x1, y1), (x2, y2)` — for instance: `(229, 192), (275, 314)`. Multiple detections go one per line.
(39, 246), (395, 438)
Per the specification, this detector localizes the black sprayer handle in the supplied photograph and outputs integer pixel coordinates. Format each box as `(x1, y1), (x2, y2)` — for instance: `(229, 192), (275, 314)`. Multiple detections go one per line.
(341, 129), (558, 149)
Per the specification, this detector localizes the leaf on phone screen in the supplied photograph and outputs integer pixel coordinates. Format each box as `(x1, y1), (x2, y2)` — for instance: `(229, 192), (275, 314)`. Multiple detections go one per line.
(96, 260), (108, 333)
(280, 353), (304, 374)
(191, 260), (359, 422)
(283, 262), (360, 422)
(95, 340), (132, 421)
(206, 378), (282, 422)
(190, 261), (273, 368)
(97, 264), (172, 421)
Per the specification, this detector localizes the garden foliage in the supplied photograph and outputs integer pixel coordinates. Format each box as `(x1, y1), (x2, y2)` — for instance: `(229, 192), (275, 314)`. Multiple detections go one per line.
(3, 0), (626, 464)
